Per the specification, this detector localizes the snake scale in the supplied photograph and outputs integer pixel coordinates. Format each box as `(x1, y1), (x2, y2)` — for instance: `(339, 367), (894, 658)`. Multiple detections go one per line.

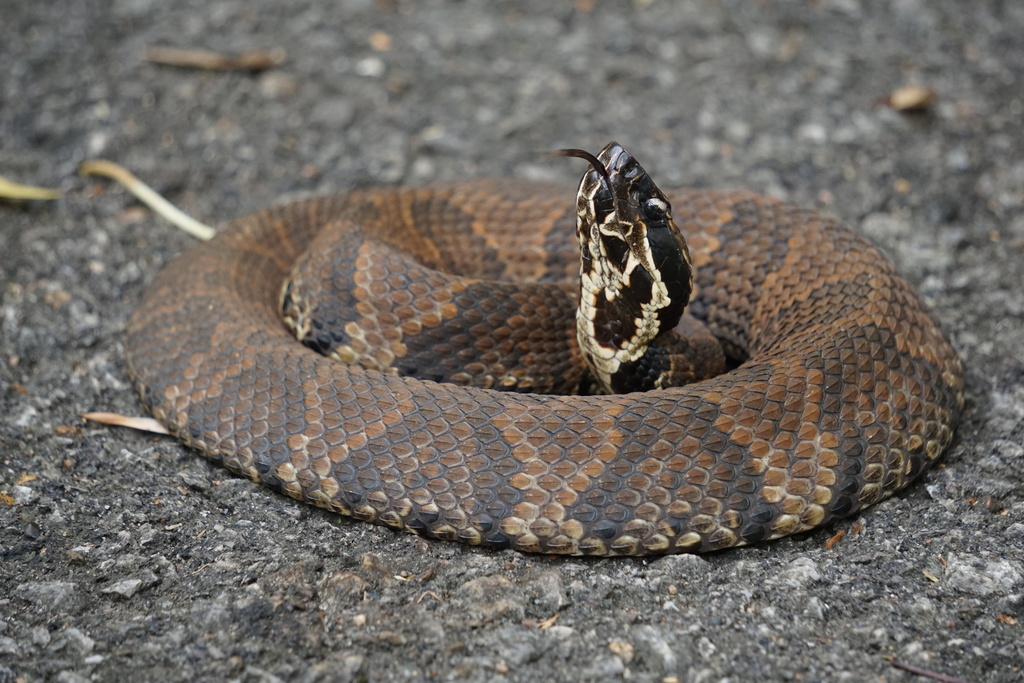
(126, 144), (965, 556)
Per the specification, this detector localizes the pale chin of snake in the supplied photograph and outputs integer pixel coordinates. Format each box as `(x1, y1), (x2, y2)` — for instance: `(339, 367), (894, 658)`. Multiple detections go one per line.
(121, 144), (965, 556)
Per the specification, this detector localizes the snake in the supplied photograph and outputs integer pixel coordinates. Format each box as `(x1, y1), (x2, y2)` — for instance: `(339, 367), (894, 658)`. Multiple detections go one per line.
(125, 142), (965, 556)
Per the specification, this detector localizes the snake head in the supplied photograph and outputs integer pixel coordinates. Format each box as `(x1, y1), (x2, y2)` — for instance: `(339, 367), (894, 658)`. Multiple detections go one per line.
(558, 142), (694, 392)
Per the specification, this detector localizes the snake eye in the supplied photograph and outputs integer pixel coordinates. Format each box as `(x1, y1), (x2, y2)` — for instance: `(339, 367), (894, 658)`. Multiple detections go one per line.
(643, 197), (670, 223)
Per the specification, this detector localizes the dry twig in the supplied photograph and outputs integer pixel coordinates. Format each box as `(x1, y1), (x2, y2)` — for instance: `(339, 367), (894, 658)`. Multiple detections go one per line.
(145, 46), (285, 72)
(888, 658), (973, 683)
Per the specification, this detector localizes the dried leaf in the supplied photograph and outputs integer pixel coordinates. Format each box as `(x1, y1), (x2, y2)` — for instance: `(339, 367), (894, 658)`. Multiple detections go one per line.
(368, 31), (392, 52)
(882, 85), (937, 111)
(0, 175), (61, 200)
(824, 528), (845, 549)
(538, 614), (559, 629)
(78, 160), (215, 240)
(608, 640), (635, 663)
(83, 412), (170, 435)
(55, 424), (84, 438)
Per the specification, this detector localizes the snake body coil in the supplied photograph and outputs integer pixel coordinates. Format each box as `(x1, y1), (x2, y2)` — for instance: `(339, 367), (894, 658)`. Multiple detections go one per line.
(126, 148), (964, 555)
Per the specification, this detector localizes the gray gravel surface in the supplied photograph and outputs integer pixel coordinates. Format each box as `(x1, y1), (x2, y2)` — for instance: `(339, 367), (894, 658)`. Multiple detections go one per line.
(2, 1), (1023, 681)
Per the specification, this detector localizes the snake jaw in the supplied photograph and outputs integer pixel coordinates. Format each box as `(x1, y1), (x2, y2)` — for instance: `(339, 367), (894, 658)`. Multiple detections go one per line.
(565, 142), (694, 392)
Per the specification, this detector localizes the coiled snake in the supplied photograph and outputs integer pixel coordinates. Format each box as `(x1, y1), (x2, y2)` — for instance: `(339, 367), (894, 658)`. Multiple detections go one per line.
(126, 143), (964, 555)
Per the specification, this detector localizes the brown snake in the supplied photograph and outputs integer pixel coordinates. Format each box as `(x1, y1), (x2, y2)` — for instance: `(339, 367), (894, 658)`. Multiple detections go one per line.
(126, 144), (965, 555)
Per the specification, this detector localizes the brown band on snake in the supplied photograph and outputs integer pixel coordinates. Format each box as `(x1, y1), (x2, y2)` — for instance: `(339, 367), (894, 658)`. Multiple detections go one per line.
(125, 147), (965, 555)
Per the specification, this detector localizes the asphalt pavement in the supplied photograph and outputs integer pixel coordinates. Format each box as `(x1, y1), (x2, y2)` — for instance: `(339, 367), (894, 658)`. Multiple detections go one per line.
(2, 1), (1022, 681)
